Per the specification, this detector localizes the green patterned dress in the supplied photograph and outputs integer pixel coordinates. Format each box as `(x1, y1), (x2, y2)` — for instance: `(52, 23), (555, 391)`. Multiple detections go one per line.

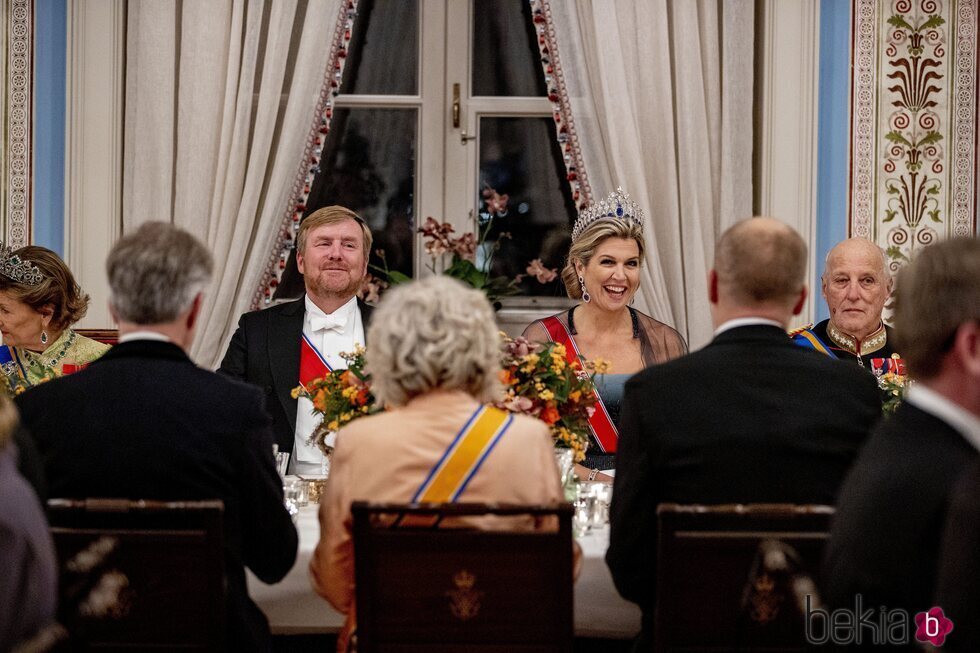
(2, 329), (110, 394)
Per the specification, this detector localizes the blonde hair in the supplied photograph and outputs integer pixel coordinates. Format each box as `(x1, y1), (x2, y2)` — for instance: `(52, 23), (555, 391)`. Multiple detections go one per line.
(0, 245), (90, 331)
(366, 276), (501, 407)
(297, 206), (373, 258)
(561, 220), (645, 299)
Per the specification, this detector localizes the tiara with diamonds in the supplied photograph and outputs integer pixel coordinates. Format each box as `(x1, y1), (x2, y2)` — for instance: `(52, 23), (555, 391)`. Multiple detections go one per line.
(0, 243), (44, 286)
(571, 187), (644, 241)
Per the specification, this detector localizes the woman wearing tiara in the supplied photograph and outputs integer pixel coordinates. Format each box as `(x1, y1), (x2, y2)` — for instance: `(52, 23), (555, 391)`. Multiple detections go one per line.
(0, 245), (109, 393)
(523, 189), (687, 478)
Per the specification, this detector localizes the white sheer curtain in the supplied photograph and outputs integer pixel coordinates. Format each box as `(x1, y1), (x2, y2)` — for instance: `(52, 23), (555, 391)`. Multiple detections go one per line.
(550, 0), (754, 348)
(123, 0), (342, 366)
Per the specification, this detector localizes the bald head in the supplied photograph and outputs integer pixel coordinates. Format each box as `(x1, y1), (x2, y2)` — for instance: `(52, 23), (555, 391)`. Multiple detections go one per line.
(713, 217), (808, 311)
(821, 237), (892, 339)
(823, 238), (888, 279)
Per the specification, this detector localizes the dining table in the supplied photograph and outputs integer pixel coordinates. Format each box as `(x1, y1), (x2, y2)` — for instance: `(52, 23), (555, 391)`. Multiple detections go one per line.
(247, 503), (641, 639)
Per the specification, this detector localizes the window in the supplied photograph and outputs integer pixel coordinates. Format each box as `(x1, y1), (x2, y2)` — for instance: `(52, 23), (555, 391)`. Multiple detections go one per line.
(276, 0), (575, 301)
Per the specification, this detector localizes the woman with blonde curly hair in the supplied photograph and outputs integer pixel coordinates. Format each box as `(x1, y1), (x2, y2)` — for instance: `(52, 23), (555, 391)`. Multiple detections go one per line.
(310, 275), (572, 651)
(0, 245), (109, 390)
(523, 189), (686, 476)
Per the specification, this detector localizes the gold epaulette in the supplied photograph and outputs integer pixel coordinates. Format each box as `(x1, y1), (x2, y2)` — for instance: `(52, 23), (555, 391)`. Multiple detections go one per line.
(787, 324), (814, 337)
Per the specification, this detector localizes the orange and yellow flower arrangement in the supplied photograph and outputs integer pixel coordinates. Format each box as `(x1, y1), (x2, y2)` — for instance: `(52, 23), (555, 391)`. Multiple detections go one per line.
(293, 336), (598, 462)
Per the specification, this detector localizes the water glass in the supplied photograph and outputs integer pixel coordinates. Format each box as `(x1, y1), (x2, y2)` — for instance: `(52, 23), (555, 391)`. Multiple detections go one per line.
(275, 451), (290, 478)
(573, 492), (598, 537)
(579, 481), (613, 528)
(284, 477), (307, 507)
(554, 448), (575, 487)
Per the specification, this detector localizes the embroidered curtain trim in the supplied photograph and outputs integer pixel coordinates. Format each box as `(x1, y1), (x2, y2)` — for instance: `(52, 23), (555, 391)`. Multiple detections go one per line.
(4, 0), (32, 246)
(528, 0), (592, 210)
(252, 1), (359, 310)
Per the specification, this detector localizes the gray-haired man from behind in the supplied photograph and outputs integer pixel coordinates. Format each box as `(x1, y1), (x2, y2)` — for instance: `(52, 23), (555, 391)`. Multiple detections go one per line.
(15, 222), (298, 652)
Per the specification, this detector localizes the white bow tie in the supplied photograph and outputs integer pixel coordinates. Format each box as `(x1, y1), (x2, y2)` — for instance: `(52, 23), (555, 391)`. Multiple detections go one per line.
(309, 314), (347, 334)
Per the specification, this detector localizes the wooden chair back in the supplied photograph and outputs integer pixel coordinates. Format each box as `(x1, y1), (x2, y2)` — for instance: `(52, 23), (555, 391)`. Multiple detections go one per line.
(654, 503), (833, 652)
(46, 498), (225, 651)
(73, 329), (118, 346)
(352, 502), (574, 653)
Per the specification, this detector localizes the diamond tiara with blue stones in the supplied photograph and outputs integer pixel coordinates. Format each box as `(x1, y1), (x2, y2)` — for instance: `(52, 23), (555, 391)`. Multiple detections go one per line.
(0, 243), (44, 286)
(571, 187), (644, 241)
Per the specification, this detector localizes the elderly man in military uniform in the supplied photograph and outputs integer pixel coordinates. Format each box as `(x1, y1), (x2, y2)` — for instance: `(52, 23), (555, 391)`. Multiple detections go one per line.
(791, 237), (898, 370)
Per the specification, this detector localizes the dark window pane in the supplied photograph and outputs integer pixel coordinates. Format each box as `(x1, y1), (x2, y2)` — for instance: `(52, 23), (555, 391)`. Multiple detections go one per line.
(341, 0), (418, 95)
(472, 0), (547, 97)
(275, 108), (416, 300)
(478, 117), (575, 297)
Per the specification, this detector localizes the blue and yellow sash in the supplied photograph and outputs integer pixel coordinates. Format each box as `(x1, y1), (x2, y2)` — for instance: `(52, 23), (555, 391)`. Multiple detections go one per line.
(412, 405), (513, 504)
(789, 326), (838, 359)
(337, 406), (513, 651)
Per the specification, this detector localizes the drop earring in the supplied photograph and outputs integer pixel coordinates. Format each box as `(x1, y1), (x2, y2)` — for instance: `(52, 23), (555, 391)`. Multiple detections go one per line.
(40, 330), (48, 345)
(578, 276), (591, 303)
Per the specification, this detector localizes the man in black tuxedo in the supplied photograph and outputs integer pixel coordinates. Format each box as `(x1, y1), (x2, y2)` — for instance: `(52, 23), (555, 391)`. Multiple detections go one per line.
(607, 218), (881, 649)
(220, 206), (374, 474)
(936, 460), (980, 652)
(16, 223), (297, 652)
(824, 237), (980, 625)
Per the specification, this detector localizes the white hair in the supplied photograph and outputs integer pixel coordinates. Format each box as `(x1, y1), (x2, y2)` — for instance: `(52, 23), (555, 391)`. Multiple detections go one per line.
(366, 276), (501, 407)
(106, 222), (213, 324)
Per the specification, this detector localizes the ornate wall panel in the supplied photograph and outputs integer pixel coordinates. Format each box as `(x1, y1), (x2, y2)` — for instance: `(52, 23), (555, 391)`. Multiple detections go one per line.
(850, 0), (978, 273)
(2, 0), (32, 247)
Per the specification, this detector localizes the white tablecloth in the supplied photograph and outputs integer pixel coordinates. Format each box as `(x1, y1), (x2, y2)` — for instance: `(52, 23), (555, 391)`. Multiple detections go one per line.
(247, 505), (640, 639)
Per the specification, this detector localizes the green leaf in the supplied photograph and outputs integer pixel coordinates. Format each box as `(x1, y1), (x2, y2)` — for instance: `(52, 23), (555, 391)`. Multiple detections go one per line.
(920, 15), (945, 30)
(386, 270), (413, 284)
(885, 131), (912, 148)
(443, 258), (488, 288)
(929, 210), (942, 223)
(883, 210), (897, 223)
(886, 246), (910, 263)
(886, 15), (914, 31)
(917, 131), (943, 146)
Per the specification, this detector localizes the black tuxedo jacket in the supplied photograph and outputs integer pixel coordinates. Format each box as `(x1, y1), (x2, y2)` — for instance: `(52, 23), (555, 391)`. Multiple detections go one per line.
(218, 297), (374, 453)
(936, 460), (980, 652)
(606, 324), (881, 644)
(823, 402), (978, 618)
(15, 340), (298, 652)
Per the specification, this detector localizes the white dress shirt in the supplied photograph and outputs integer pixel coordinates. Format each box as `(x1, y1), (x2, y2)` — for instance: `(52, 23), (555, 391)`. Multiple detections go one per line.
(118, 331), (172, 343)
(293, 295), (365, 472)
(906, 384), (980, 453)
(713, 317), (785, 337)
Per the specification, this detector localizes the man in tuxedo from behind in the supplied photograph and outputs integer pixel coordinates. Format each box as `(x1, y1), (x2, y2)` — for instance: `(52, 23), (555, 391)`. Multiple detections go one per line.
(824, 237), (980, 624)
(16, 222), (297, 652)
(606, 218), (881, 650)
(220, 206), (374, 474)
